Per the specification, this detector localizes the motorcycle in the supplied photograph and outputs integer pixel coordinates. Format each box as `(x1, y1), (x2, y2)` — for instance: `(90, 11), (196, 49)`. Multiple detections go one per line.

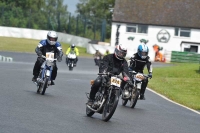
(67, 51), (76, 71)
(121, 71), (149, 108)
(34, 52), (57, 95)
(86, 73), (122, 122)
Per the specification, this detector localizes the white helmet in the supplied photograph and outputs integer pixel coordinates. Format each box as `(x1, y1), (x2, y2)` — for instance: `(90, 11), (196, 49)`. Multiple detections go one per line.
(47, 31), (58, 45)
(114, 44), (127, 60)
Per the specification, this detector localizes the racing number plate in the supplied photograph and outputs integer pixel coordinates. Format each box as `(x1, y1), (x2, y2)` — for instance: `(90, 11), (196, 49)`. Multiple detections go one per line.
(111, 77), (121, 87)
(46, 52), (54, 60)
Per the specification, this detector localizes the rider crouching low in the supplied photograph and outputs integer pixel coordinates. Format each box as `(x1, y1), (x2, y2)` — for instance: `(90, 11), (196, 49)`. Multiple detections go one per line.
(87, 44), (133, 106)
(128, 39), (153, 100)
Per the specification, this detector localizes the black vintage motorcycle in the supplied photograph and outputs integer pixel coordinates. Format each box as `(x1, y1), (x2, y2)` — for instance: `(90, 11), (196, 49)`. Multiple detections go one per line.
(86, 73), (122, 122)
(121, 71), (150, 108)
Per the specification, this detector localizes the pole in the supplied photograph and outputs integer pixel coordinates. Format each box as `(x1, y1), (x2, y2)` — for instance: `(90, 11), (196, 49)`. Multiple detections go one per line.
(115, 24), (121, 45)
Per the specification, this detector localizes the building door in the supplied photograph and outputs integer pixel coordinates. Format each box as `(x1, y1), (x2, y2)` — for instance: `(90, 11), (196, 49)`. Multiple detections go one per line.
(190, 45), (198, 52)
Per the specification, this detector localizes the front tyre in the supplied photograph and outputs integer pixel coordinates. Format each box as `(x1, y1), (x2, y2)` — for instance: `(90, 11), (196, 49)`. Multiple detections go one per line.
(41, 77), (48, 95)
(122, 99), (128, 106)
(86, 106), (95, 117)
(130, 89), (139, 108)
(102, 89), (120, 122)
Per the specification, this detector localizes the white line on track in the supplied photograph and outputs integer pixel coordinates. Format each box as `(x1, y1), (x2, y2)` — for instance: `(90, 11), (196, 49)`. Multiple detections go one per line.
(147, 88), (200, 115)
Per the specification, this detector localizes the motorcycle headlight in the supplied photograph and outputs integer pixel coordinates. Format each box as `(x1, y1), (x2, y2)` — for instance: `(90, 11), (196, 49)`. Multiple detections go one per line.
(135, 73), (144, 81)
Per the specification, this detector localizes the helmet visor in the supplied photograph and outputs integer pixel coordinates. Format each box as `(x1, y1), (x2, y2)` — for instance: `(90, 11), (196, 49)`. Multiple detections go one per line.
(141, 52), (148, 56)
(115, 48), (127, 58)
(49, 37), (56, 41)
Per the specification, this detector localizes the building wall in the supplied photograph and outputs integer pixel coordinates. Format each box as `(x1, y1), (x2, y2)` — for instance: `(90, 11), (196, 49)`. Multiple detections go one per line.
(111, 22), (200, 61)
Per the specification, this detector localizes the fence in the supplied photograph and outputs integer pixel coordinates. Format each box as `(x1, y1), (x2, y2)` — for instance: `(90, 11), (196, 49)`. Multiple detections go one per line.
(171, 51), (200, 63)
(0, 6), (109, 42)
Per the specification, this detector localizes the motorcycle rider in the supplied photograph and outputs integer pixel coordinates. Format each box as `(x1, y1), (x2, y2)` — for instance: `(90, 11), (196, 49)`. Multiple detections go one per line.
(32, 31), (63, 85)
(128, 39), (153, 100)
(66, 44), (79, 66)
(104, 49), (110, 56)
(93, 49), (103, 66)
(87, 44), (133, 106)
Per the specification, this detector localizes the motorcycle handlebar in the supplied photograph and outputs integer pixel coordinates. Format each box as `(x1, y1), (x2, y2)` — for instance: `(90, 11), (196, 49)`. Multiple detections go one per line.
(39, 55), (57, 61)
(97, 73), (123, 80)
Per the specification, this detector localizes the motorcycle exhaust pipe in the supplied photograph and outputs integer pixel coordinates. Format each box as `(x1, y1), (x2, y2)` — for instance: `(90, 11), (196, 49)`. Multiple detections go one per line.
(86, 99), (105, 112)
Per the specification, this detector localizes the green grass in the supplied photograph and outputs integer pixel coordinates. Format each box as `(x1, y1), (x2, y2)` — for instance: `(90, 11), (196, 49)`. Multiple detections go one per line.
(1, 37), (200, 110)
(0, 37), (93, 57)
(145, 63), (200, 110)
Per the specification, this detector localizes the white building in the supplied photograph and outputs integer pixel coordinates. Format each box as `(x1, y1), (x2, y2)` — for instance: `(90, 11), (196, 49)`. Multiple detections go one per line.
(111, 0), (200, 61)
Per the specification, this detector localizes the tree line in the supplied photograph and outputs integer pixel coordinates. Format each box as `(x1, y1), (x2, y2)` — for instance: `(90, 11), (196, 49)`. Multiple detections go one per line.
(0, 0), (115, 41)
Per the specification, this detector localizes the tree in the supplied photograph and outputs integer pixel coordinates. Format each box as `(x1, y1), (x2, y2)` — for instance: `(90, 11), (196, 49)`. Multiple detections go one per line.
(75, 0), (115, 41)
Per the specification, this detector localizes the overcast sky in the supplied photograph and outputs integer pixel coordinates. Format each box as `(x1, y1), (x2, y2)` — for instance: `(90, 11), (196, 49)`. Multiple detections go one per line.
(63, 0), (80, 14)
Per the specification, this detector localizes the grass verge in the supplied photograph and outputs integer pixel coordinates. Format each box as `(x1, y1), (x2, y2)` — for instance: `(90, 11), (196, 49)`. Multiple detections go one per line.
(0, 37), (93, 57)
(146, 63), (200, 110)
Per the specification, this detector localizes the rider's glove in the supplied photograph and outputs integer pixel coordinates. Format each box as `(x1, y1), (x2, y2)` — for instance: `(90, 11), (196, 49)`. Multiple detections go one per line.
(128, 67), (133, 71)
(37, 51), (42, 57)
(148, 73), (152, 79)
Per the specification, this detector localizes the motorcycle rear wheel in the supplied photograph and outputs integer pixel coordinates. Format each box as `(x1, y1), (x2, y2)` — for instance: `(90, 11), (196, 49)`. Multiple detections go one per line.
(102, 89), (119, 122)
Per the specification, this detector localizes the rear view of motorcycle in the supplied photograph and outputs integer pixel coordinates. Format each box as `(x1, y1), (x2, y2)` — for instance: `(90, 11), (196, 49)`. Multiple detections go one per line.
(121, 71), (149, 108)
(67, 51), (76, 71)
(86, 73), (121, 122)
(34, 52), (56, 95)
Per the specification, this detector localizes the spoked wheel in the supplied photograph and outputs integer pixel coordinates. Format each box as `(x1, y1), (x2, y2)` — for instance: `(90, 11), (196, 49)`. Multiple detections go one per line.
(41, 77), (48, 95)
(130, 89), (139, 108)
(86, 106), (95, 117)
(121, 83), (129, 106)
(37, 84), (42, 94)
(122, 99), (128, 106)
(102, 89), (119, 122)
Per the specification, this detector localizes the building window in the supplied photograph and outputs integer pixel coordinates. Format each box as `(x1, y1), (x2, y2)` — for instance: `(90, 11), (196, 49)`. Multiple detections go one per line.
(175, 28), (191, 37)
(126, 24), (148, 33)
(184, 45), (198, 52)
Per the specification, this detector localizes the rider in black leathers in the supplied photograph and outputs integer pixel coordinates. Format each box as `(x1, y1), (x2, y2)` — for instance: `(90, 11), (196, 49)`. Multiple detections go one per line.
(32, 31), (63, 85)
(87, 44), (133, 106)
(129, 42), (153, 100)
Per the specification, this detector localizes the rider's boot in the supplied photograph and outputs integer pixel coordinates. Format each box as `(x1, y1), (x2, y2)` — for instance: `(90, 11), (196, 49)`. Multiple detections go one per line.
(51, 80), (55, 85)
(32, 75), (38, 82)
(140, 93), (145, 100)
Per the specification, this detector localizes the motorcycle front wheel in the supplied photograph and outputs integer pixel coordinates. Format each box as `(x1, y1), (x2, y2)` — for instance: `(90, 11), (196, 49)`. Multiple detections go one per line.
(122, 99), (128, 106)
(130, 89), (139, 108)
(69, 61), (74, 71)
(102, 89), (119, 122)
(41, 77), (48, 95)
(86, 106), (95, 117)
